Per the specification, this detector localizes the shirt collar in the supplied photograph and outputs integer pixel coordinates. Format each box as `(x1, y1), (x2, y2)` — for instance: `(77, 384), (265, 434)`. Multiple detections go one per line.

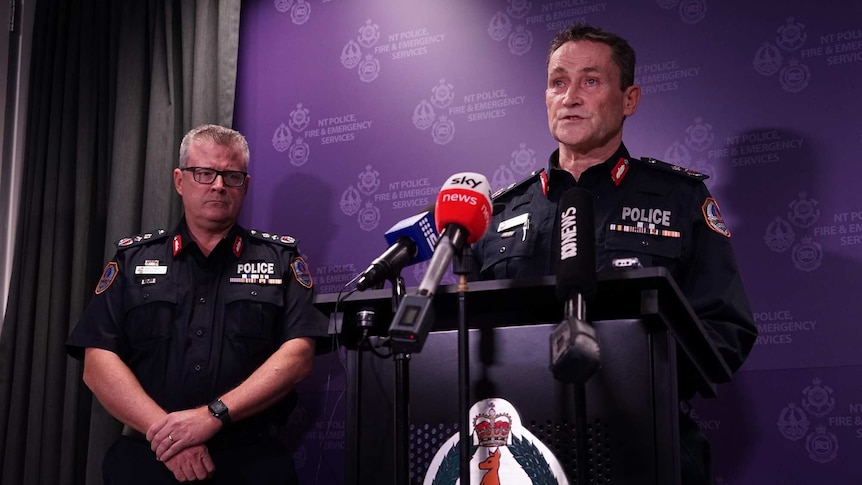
(170, 218), (245, 258)
(546, 143), (632, 193)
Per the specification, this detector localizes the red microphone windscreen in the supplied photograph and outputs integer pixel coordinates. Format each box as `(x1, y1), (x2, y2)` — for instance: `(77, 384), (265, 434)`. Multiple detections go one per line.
(434, 172), (492, 244)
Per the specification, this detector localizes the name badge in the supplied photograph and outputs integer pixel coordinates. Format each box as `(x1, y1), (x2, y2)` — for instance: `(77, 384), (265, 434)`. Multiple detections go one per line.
(497, 213), (530, 232)
(135, 265), (168, 275)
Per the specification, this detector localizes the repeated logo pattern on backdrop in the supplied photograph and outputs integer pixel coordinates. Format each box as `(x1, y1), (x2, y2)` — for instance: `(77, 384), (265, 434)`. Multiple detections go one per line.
(236, 0), (862, 482)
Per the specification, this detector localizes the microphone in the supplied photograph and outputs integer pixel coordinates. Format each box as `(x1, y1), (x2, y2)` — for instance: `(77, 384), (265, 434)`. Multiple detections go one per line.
(388, 172), (492, 353)
(418, 172), (492, 296)
(549, 188), (600, 383)
(355, 210), (438, 291)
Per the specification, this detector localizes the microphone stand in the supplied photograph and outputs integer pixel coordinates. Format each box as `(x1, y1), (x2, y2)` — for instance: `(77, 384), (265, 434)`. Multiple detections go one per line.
(452, 246), (474, 485)
(550, 292), (599, 485)
(389, 275), (411, 485)
(569, 295), (590, 485)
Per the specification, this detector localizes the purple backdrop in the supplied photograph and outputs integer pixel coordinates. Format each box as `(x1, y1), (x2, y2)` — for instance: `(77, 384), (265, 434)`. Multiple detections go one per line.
(234, 0), (862, 482)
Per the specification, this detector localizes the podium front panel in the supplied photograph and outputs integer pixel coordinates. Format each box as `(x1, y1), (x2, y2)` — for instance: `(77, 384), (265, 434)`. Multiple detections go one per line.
(347, 320), (679, 484)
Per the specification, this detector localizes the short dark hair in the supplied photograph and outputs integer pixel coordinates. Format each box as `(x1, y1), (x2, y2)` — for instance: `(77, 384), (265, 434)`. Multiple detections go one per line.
(178, 124), (250, 170)
(547, 24), (636, 90)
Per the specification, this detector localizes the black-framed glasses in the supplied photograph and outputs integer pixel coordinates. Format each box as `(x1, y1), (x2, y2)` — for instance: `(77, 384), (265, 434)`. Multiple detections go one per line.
(181, 167), (248, 187)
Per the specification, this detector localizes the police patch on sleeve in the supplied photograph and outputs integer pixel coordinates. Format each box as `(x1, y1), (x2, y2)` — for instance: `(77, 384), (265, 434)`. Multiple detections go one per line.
(95, 262), (119, 294)
(702, 197), (731, 237)
(291, 257), (313, 288)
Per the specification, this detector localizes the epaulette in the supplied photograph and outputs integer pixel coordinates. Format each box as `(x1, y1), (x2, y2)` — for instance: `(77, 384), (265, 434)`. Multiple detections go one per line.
(248, 229), (298, 249)
(116, 229), (169, 250)
(491, 168), (546, 201)
(633, 157), (709, 181)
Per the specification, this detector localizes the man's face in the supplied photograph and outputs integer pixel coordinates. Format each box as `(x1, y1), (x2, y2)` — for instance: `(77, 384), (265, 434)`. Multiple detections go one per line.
(173, 141), (249, 229)
(546, 40), (639, 155)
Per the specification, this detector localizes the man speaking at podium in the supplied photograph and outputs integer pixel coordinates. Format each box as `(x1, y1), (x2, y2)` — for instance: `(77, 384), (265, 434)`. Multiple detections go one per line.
(472, 24), (757, 485)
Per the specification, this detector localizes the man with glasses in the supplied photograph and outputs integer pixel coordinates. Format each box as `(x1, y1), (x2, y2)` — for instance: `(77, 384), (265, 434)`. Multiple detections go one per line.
(67, 124), (329, 483)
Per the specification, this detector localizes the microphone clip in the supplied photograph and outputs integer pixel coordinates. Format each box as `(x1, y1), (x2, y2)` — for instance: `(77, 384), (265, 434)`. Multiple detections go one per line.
(549, 314), (600, 384)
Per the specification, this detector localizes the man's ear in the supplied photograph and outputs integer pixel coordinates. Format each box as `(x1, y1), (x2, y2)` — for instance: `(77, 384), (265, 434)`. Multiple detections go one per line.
(173, 168), (184, 196)
(623, 84), (641, 116)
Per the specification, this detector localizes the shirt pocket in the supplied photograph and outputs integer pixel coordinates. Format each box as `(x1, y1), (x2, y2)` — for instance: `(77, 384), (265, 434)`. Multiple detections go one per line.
(123, 279), (177, 349)
(604, 230), (683, 270)
(224, 284), (284, 343)
(479, 226), (542, 277)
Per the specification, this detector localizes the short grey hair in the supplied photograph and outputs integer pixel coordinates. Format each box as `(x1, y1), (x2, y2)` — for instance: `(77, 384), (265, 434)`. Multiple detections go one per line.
(178, 124), (250, 169)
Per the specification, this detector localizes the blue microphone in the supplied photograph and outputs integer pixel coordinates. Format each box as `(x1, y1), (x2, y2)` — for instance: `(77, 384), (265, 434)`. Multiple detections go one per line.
(355, 210), (438, 291)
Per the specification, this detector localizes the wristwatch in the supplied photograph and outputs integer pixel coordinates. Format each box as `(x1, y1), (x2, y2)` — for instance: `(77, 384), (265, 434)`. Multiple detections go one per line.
(207, 399), (231, 426)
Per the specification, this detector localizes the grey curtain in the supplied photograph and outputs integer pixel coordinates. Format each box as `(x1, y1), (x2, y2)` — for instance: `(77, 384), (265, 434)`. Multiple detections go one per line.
(0, 1), (241, 484)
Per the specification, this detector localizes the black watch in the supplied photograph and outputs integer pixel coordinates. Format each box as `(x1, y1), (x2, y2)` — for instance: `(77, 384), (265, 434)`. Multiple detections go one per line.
(207, 399), (231, 426)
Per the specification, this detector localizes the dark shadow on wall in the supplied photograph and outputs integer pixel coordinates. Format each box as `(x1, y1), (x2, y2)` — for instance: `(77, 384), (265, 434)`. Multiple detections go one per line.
(265, 172), (337, 266)
(696, 127), (860, 481)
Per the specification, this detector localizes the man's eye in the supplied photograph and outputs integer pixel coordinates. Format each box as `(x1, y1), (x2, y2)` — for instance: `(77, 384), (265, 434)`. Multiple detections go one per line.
(198, 169), (216, 176)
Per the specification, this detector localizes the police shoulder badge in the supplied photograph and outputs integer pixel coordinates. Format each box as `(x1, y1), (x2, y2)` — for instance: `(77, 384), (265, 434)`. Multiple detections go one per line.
(248, 229), (298, 249)
(116, 229), (168, 250)
(291, 257), (313, 289)
(702, 197), (731, 237)
(95, 261), (119, 294)
(636, 157), (709, 181)
(491, 168), (545, 201)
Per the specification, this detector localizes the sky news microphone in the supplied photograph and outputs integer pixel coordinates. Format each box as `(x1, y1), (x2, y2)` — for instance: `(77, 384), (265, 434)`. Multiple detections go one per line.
(355, 210), (438, 291)
(389, 172), (492, 353)
(417, 172), (492, 296)
(550, 187), (600, 383)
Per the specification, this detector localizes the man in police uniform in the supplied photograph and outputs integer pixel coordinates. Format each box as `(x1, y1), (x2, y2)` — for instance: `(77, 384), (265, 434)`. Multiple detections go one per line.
(472, 25), (757, 484)
(67, 125), (329, 483)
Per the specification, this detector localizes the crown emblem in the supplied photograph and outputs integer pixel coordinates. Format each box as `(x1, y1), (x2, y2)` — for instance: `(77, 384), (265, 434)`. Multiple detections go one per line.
(473, 403), (512, 447)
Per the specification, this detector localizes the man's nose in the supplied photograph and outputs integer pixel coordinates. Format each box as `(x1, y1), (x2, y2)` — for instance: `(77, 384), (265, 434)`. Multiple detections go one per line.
(211, 174), (226, 190)
(563, 84), (582, 106)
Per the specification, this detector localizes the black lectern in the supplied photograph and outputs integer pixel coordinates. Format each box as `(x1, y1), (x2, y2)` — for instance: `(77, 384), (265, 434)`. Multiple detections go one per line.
(315, 267), (730, 485)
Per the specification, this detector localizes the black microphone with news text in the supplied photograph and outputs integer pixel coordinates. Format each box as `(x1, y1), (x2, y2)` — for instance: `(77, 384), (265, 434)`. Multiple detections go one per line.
(549, 187), (600, 383)
(388, 172), (492, 353)
(355, 209), (438, 291)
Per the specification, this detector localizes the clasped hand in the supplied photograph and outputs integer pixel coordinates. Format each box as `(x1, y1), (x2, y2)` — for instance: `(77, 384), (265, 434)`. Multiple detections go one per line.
(146, 407), (222, 481)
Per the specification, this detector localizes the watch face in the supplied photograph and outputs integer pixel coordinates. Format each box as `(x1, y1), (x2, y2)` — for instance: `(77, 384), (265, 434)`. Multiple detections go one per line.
(209, 400), (228, 417)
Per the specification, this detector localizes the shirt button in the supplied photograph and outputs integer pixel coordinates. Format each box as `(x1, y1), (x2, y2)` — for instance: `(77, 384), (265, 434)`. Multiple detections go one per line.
(194, 364), (201, 372)
(250, 290), (258, 297)
(196, 329), (204, 337)
(641, 240), (649, 247)
(199, 297), (206, 304)
(143, 293), (150, 300)
(499, 246), (506, 253)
